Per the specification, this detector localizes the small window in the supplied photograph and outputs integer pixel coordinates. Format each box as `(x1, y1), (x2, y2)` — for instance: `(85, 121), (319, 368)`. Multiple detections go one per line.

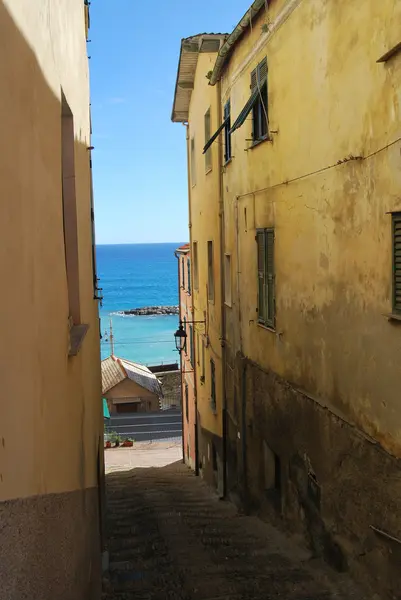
(201, 338), (206, 382)
(251, 58), (268, 142)
(193, 241), (199, 290)
(204, 108), (212, 172)
(185, 383), (189, 423)
(189, 325), (194, 366)
(393, 213), (401, 314)
(210, 359), (216, 410)
(190, 136), (196, 186)
(207, 241), (214, 302)
(181, 257), (185, 289)
(224, 100), (232, 162)
(257, 228), (275, 328)
(224, 254), (232, 306)
(187, 258), (191, 295)
(62, 92), (81, 325)
(196, 332), (200, 365)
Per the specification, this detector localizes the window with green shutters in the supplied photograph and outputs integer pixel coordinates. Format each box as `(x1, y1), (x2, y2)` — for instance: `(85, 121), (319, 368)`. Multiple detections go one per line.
(393, 213), (401, 314)
(257, 228), (275, 328)
(189, 325), (194, 366)
(187, 258), (191, 295)
(210, 359), (216, 410)
(251, 58), (268, 142)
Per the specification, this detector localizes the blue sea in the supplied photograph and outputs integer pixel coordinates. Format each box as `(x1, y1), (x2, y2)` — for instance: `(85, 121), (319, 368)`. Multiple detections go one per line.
(97, 243), (183, 366)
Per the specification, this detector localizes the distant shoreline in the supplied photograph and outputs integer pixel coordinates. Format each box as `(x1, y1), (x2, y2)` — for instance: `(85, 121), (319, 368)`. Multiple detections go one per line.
(118, 305), (179, 316)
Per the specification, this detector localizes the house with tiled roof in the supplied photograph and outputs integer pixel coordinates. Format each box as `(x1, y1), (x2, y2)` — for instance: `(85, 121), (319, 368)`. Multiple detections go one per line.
(102, 355), (163, 414)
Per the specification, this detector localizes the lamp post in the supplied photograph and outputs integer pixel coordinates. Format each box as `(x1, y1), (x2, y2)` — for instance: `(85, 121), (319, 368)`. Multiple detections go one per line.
(174, 319), (206, 354)
(174, 322), (187, 354)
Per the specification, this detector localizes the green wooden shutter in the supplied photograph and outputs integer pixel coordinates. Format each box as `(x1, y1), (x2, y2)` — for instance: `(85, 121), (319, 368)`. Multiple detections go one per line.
(189, 325), (194, 366)
(257, 231), (266, 323)
(251, 67), (257, 91)
(265, 229), (275, 327)
(258, 58), (268, 85)
(393, 213), (401, 313)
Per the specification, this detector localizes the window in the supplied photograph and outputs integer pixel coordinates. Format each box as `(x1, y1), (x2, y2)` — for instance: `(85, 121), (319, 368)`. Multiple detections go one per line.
(185, 383), (189, 422)
(393, 213), (401, 314)
(196, 332), (200, 365)
(224, 254), (232, 306)
(201, 338), (205, 382)
(251, 58), (268, 142)
(190, 136), (196, 186)
(62, 92), (80, 326)
(183, 317), (187, 353)
(210, 359), (216, 410)
(189, 325), (194, 366)
(257, 228), (275, 328)
(204, 108), (212, 172)
(181, 257), (185, 289)
(224, 100), (232, 162)
(207, 241), (214, 302)
(193, 241), (199, 290)
(187, 258), (191, 295)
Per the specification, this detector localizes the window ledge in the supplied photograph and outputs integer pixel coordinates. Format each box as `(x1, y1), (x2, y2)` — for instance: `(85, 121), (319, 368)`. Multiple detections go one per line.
(384, 313), (401, 323)
(224, 301), (232, 308)
(210, 401), (217, 415)
(205, 167), (213, 175)
(69, 324), (89, 357)
(248, 135), (272, 150)
(257, 321), (276, 333)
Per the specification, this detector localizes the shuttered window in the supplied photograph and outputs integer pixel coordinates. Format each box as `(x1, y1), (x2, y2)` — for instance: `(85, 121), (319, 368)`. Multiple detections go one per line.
(210, 359), (216, 410)
(204, 108), (212, 172)
(207, 241), (214, 302)
(181, 257), (185, 289)
(187, 258), (191, 295)
(224, 100), (232, 162)
(251, 58), (268, 142)
(257, 228), (275, 328)
(185, 383), (189, 422)
(393, 213), (401, 314)
(189, 325), (194, 366)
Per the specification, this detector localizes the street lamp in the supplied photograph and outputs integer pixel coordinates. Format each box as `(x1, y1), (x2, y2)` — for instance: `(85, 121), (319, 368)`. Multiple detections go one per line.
(174, 322), (187, 353)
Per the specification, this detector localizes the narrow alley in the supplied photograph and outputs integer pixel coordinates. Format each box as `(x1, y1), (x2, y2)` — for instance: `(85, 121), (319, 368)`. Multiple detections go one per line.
(103, 458), (370, 600)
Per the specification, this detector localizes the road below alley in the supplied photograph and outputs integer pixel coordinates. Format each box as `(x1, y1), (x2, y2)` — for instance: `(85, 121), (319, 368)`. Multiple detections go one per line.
(102, 447), (373, 600)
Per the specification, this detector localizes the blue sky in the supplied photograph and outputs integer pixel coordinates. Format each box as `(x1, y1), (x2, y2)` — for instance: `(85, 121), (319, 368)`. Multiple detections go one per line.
(90, 0), (251, 244)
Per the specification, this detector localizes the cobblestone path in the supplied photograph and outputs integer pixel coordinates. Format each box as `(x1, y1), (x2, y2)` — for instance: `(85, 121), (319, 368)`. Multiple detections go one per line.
(103, 461), (369, 600)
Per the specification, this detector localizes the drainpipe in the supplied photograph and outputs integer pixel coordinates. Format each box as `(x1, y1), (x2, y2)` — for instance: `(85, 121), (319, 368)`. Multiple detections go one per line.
(174, 250), (185, 465)
(185, 124), (200, 477)
(217, 80), (228, 498)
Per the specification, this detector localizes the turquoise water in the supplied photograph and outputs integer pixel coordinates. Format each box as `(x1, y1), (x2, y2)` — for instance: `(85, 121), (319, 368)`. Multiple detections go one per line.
(97, 243), (183, 366)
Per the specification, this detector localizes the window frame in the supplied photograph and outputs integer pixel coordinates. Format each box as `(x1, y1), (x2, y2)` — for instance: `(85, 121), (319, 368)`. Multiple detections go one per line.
(251, 59), (268, 144)
(181, 257), (185, 289)
(207, 240), (215, 302)
(189, 324), (194, 367)
(224, 253), (232, 307)
(224, 100), (232, 163)
(190, 136), (196, 187)
(187, 258), (191, 295)
(257, 228), (276, 329)
(204, 108), (212, 172)
(193, 241), (199, 290)
(185, 382), (189, 423)
(210, 359), (216, 410)
(392, 212), (401, 315)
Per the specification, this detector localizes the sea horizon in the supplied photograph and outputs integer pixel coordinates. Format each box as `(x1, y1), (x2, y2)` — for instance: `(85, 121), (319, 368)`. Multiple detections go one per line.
(97, 242), (183, 366)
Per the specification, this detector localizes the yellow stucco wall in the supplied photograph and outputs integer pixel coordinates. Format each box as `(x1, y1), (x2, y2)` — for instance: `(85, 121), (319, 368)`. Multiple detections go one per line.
(220, 0), (401, 455)
(0, 0), (102, 501)
(188, 53), (223, 439)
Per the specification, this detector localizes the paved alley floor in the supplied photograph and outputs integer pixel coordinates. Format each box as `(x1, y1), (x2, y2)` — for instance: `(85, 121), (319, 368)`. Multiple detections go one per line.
(103, 460), (371, 600)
